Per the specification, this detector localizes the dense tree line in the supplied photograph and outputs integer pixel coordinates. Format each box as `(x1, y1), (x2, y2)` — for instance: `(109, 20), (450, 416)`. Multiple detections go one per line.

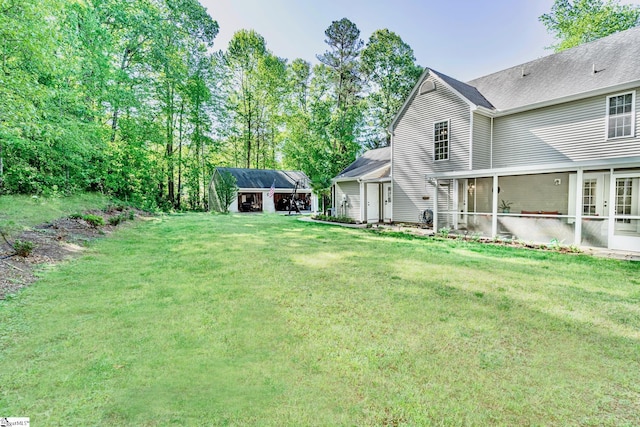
(0, 1), (422, 210)
(2, 0), (632, 210)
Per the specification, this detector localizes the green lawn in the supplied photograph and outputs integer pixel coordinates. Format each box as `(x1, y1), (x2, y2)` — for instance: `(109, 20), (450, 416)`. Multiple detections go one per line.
(0, 193), (110, 234)
(0, 213), (639, 425)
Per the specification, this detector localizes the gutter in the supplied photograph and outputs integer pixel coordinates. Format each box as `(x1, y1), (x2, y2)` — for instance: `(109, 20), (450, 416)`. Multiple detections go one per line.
(425, 155), (640, 180)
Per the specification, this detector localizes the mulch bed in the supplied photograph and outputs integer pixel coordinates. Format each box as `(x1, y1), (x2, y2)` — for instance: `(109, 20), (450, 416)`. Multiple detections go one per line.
(0, 207), (148, 299)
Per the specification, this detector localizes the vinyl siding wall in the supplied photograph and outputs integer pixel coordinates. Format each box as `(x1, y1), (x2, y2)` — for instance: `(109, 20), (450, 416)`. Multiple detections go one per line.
(392, 75), (471, 223)
(492, 88), (640, 168)
(335, 181), (361, 221)
(472, 113), (492, 169)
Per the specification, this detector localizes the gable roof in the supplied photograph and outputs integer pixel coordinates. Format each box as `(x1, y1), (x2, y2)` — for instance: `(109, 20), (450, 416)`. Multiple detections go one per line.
(468, 26), (640, 111)
(391, 26), (640, 130)
(215, 168), (310, 189)
(432, 69), (494, 109)
(334, 146), (391, 181)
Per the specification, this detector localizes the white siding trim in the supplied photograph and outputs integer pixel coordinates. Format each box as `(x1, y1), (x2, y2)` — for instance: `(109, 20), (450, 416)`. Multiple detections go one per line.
(469, 111), (474, 170)
(490, 117), (494, 169)
(426, 155), (640, 179)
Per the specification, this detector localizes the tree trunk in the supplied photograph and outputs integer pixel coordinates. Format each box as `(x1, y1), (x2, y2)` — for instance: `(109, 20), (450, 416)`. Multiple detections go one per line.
(110, 49), (130, 143)
(166, 83), (175, 207)
(177, 100), (184, 210)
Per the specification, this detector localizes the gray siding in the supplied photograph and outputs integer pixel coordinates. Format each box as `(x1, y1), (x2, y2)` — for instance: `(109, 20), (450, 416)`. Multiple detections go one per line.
(335, 181), (360, 221)
(472, 113), (492, 169)
(492, 88), (640, 168)
(392, 74), (471, 223)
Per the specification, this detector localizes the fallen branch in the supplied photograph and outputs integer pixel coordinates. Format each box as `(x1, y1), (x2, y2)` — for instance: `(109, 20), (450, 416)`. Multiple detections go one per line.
(1, 257), (24, 272)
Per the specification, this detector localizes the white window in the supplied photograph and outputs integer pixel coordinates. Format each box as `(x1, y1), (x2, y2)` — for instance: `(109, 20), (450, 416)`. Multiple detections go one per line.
(434, 120), (449, 161)
(606, 92), (635, 139)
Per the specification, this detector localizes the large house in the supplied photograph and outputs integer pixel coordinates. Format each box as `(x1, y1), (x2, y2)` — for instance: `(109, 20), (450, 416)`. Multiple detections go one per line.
(337, 27), (640, 252)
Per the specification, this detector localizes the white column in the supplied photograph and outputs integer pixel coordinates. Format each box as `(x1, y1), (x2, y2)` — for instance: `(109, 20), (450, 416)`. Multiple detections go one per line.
(607, 168), (616, 246)
(452, 179), (459, 229)
(574, 168), (583, 245)
(433, 179), (438, 230)
(359, 180), (366, 223)
(492, 175), (499, 238)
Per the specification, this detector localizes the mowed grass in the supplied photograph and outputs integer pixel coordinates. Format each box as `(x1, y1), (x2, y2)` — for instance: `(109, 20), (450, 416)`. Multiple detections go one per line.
(1, 213), (639, 425)
(0, 193), (110, 233)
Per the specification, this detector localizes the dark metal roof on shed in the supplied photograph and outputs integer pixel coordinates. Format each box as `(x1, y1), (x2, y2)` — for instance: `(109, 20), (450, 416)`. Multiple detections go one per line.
(215, 168), (310, 189)
(466, 26), (640, 111)
(335, 146), (391, 180)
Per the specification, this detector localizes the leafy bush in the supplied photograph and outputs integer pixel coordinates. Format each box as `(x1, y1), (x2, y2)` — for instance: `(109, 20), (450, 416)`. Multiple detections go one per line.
(82, 214), (104, 228)
(312, 214), (356, 224)
(212, 171), (238, 213)
(438, 227), (450, 238)
(108, 215), (124, 226)
(14, 239), (35, 257)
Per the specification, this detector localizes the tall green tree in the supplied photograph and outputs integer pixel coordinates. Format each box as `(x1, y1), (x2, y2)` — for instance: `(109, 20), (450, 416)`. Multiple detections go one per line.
(224, 30), (286, 169)
(314, 18), (364, 178)
(152, 0), (218, 208)
(361, 29), (422, 148)
(540, 0), (640, 51)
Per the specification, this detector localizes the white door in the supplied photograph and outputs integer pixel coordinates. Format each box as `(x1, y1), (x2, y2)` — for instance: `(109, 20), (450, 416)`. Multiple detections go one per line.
(609, 173), (640, 251)
(456, 179), (468, 228)
(568, 172), (608, 221)
(383, 183), (392, 222)
(366, 183), (380, 223)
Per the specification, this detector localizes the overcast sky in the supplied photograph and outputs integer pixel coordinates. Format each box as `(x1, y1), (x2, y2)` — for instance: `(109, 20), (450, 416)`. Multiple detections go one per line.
(199, 0), (640, 82)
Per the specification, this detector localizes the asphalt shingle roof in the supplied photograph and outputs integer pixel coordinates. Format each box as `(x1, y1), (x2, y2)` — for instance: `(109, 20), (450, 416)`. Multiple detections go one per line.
(215, 168), (310, 189)
(466, 26), (640, 111)
(335, 146), (391, 179)
(432, 70), (494, 109)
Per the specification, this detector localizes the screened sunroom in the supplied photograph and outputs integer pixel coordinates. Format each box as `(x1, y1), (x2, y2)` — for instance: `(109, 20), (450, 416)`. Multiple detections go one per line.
(427, 158), (640, 251)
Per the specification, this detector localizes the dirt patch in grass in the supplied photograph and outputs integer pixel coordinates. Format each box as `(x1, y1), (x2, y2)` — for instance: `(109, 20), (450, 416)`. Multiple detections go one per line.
(0, 207), (148, 299)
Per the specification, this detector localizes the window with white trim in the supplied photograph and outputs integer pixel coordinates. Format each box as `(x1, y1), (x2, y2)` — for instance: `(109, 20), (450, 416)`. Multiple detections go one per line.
(434, 120), (449, 161)
(606, 92), (635, 139)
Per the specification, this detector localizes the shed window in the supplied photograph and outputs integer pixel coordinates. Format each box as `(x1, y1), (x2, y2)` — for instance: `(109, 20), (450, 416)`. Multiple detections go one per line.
(606, 92), (635, 139)
(434, 120), (449, 161)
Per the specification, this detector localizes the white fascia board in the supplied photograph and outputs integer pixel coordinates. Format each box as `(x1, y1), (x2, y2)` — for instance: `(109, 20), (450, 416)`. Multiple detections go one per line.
(389, 67), (434, 133)
(238, 188), (311, 192)
(331, 177), (357, 184)
(332, 165), (391, 184)
(390, 67), (480, 133)
(359, 177), (392, 183)
(429, 70), (479, 110)
(425, 156), (640, 179)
